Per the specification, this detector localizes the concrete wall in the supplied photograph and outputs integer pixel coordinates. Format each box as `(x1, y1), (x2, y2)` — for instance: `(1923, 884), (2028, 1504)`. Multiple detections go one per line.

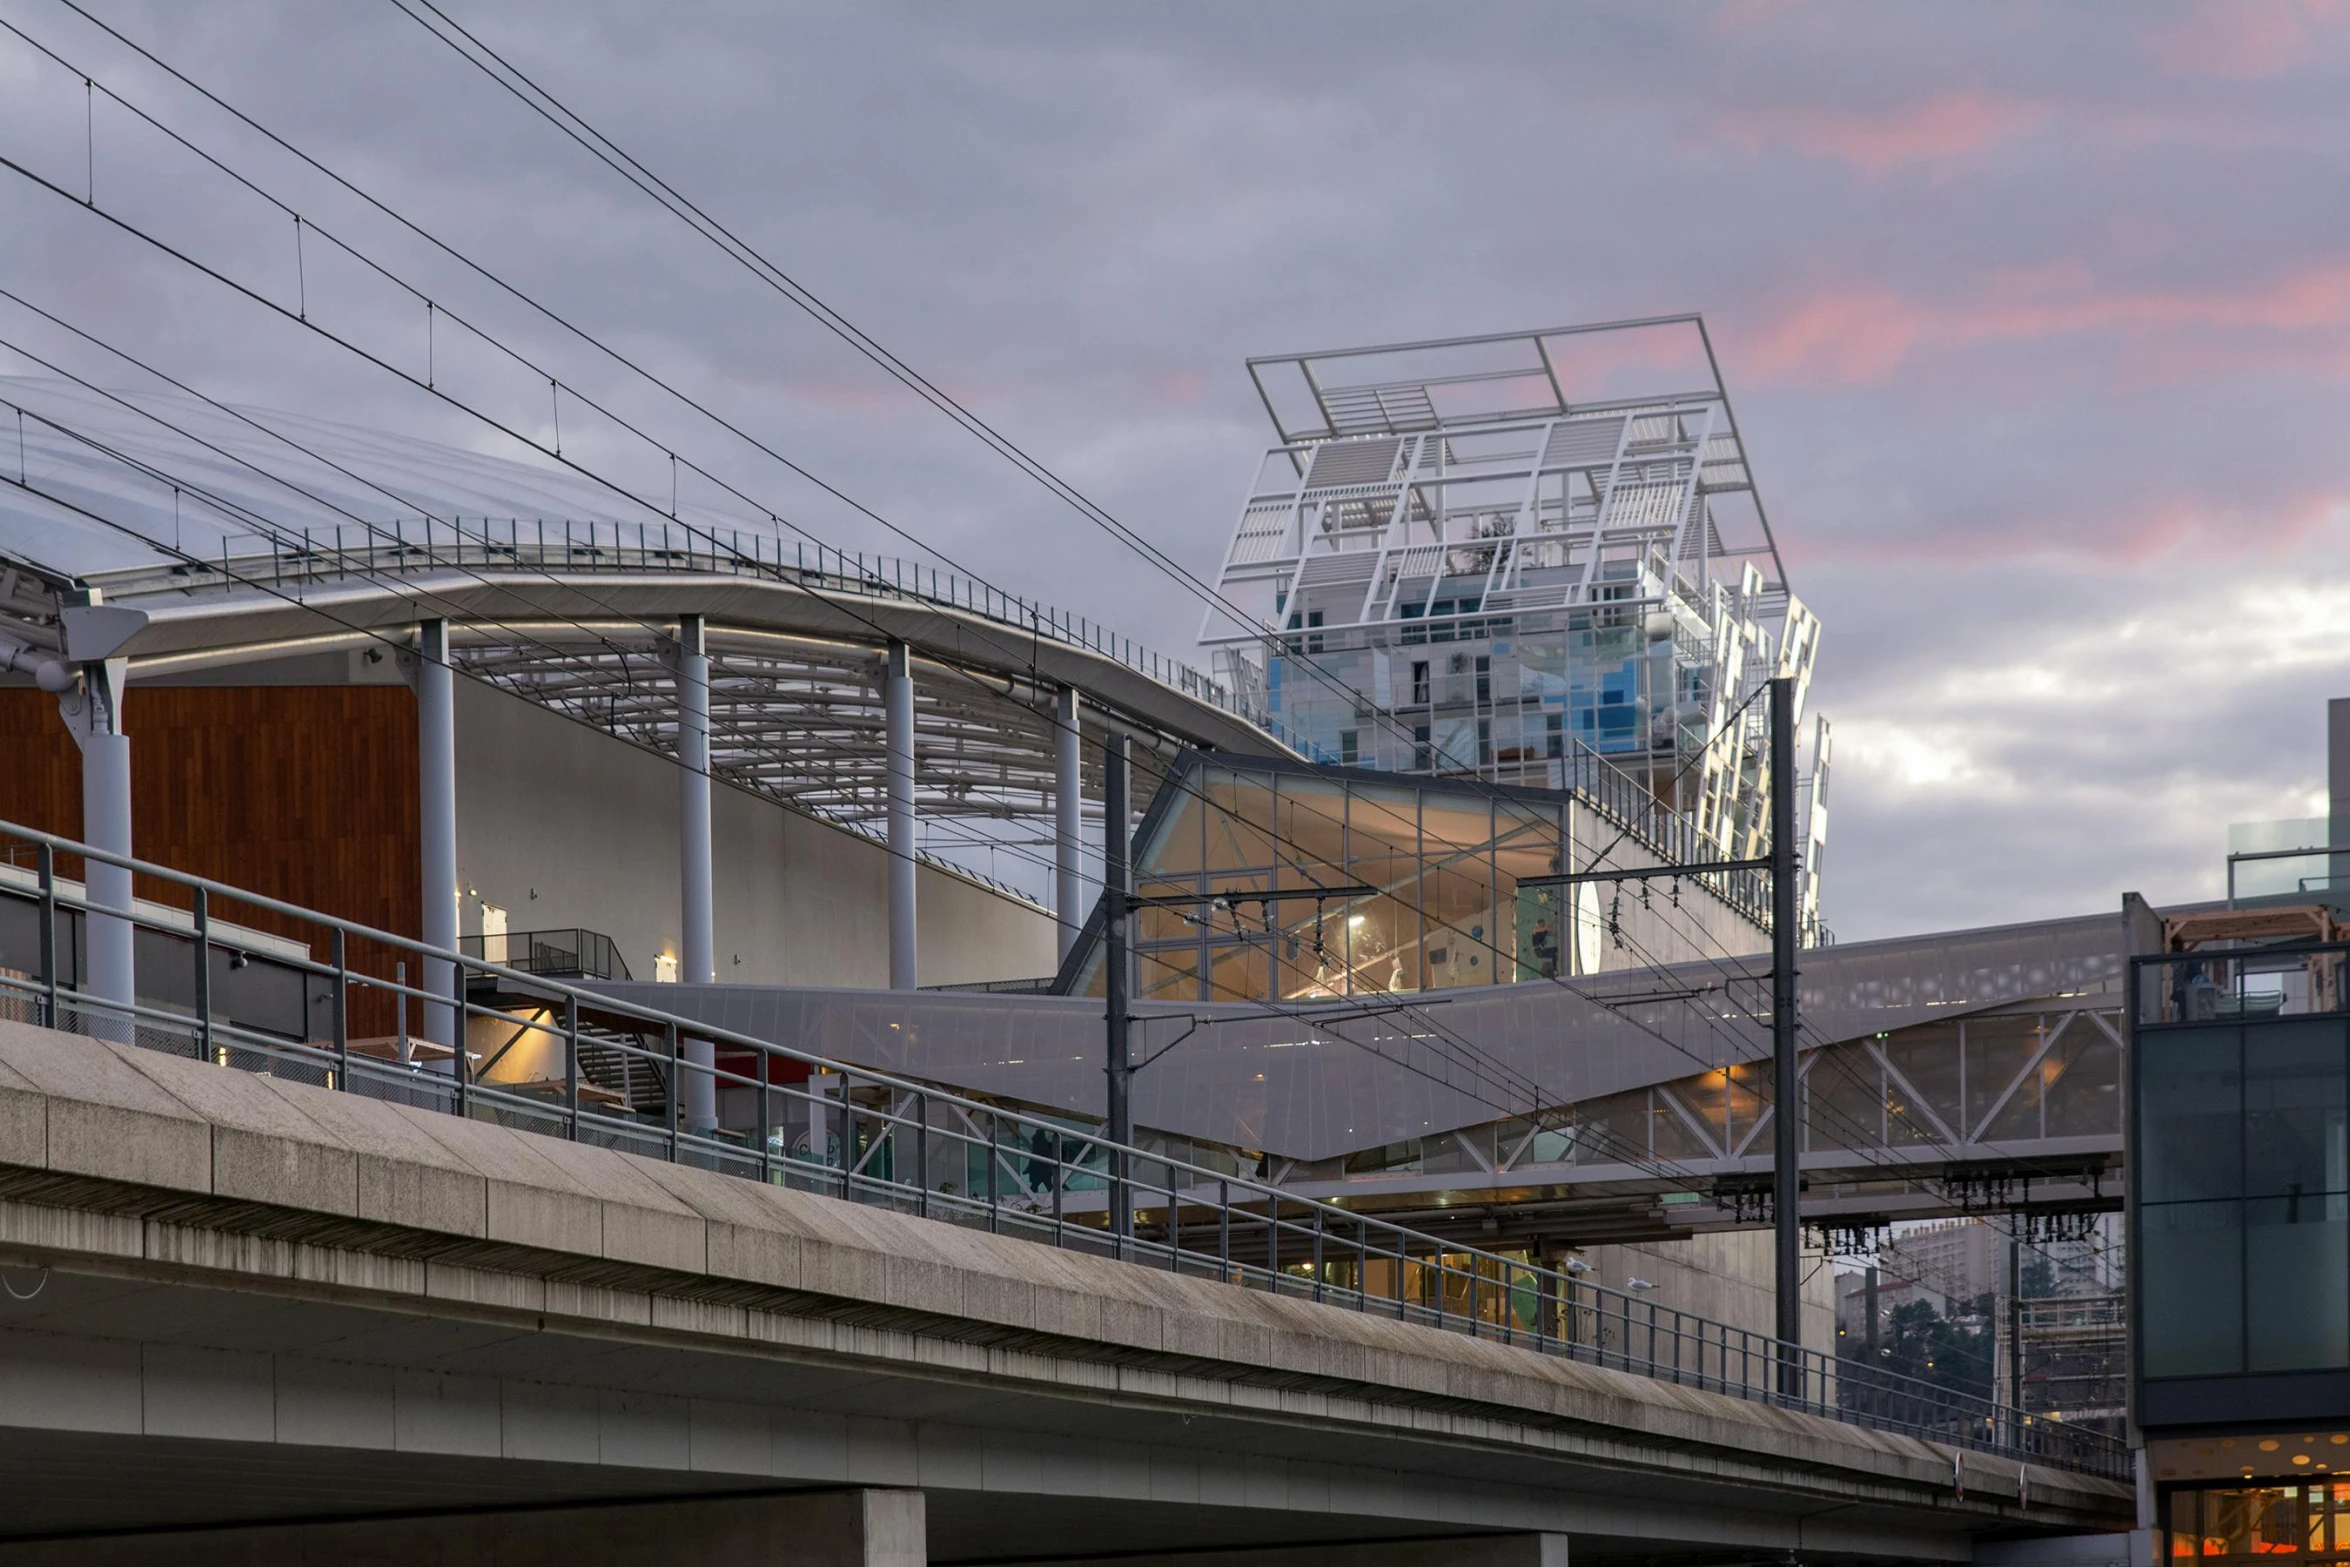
(1574, 1228), (1836, 1352)
(452, 679), (1056, 988)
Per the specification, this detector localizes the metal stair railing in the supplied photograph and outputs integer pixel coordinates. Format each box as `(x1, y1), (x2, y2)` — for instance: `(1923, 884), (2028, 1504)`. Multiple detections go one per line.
(0, 817), (2126, 1480)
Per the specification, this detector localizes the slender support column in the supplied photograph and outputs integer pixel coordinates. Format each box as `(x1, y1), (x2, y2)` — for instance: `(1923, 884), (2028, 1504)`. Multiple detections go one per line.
(677, 615), (717, 1132)
(2329, 697), (2348, 895)
(1102, 733), (1131, 1241)
(1055, 686), (1084, 960)
(886, 641), (918, 989)
(417, 619), (459, 1057)
(55, 597), (148, 1039)
(1770, 673), (1802, 1396)
(63, 664), (133, 1028)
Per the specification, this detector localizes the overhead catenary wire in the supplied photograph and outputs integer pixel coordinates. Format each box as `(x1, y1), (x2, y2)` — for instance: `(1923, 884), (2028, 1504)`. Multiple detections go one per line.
(3, 8), (1805, 1208)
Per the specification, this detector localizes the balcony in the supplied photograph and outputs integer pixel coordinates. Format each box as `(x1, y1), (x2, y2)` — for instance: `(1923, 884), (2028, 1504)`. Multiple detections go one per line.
(459, 927), (631, 982)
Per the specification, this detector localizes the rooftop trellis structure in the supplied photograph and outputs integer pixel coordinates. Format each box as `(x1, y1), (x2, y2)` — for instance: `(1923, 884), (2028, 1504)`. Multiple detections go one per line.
(1201, 318), (1827, 937)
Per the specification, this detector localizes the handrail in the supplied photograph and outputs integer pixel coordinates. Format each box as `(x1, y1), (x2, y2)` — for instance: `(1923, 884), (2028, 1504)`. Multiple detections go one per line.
(0, 817), (2125, 1478)
(98, 516), (1263, 729)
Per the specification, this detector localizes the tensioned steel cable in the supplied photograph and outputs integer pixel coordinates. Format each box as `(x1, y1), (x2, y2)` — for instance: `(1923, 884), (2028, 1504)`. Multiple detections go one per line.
(17, 4), (1791, 961)
(379, 0), (1784, 818)
(0, 11), (1786, 1193)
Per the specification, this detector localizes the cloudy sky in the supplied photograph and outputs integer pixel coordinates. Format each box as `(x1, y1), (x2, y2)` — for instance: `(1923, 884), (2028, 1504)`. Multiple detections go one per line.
(4, 0), (2347, 940)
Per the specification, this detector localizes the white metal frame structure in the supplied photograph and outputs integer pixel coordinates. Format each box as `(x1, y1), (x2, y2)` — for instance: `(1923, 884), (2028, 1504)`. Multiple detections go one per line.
(1201, 319), (1827, 933)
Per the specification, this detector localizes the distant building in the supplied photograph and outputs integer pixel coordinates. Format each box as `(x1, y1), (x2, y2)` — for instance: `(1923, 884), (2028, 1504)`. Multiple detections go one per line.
(1198, 320), (1830, 943)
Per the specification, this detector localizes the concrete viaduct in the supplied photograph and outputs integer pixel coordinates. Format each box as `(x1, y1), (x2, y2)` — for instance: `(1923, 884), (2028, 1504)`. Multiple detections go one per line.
(0, 1019), (2133, 1564)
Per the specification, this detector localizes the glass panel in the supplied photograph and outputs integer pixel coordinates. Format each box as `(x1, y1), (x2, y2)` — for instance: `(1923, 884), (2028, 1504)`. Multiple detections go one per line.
(1662, 1076), (1728, 1156)
(1726, 1060), (1770, 1151)
(1203, 941), (1269, 1005)
(2042, 1015), (2124, 1139)
(2245, 1021), (2350, 1201)
(1421, 796), (1495, 989)
(1202, 769), (1276, 876)
(1135, 790), (1207, 877)
(1806, 1040), (1883, 1151)
(1344, 893), (1418, 994)
(1963, 1013), (2048, 1140)
(2246, 1192), (2350, 1372)
(2141, 1199), (2244, 1377)
(1647, 1089), (1711, 1160)
(1346, 786), (1421, 992)
(2141, 1025), (2244, 1203)
(1881, 1022), (1961, 1146)
(1136, 948), (1200, 1004)
(1272, 776), (1349, 890)
(1492, 804), (1563, 983)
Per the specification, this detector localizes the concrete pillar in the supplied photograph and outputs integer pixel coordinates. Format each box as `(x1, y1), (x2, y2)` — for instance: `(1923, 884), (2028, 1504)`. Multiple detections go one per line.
(677, 614), (716, 1132)
(1055, 685), (1084, 959)
(417, 619), (459, 1055)
(886, 640), (917, 989)
(0, 1488), (926, 1567)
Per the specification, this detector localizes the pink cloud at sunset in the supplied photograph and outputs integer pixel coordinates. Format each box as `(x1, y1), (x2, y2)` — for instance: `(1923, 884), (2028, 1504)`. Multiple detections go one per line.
(2144, 0), (2345, 79)
(1729, 260), (2350, 386)
(1710, 92), (2041, 176)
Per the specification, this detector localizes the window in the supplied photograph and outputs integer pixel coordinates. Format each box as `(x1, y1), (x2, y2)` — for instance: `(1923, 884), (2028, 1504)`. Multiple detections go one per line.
(1305, 608), (1324, 654)
(1477, 717), (1492, 766)
(1474, 655), (1491, 704)
(1411, 660), (1430, 705)
(1413, 724), (1432, 771)
(1340, 729), (1359, 765)
(1546, 711), (1564, 759)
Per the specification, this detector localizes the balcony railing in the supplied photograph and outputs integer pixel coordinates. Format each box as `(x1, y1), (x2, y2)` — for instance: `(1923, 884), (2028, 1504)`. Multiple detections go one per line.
(459, 927), (631, 982)
(0, 817), (2124, 1479)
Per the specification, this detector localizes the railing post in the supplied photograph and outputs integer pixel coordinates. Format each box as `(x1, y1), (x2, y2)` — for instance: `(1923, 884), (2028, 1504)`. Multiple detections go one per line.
(1217, 1179), (1230, 1278)
(451, 959), (469, 1119)
(192, 886), (211, 1061)
(986, 1114), (1000, 1232)
(36, 843), (56, 1029)
(665, 1020), (680, 1159)
(916, 1094), (930, 1219)
(395, 959), (409, 1063)
(756, 1050), (772, 1184)
(564, 996), (580, 1140)
(331, 928), (348, 1092)
(1312, 1209), (1325, 1302)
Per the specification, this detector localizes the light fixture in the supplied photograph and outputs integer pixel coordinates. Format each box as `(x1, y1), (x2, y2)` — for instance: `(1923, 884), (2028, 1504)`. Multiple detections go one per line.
(1348, 914), (1366, 927)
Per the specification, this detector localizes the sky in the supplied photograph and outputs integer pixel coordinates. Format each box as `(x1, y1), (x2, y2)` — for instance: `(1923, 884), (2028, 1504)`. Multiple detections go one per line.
(3, 0), (2347, 940)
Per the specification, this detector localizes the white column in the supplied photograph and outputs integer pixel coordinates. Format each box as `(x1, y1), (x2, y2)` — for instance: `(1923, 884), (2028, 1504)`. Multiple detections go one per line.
(65, 665), (133, 1028)
(1055, 686), (1084, 961)
(417, 619), (459, 1057)
(55, 598), (148, 1039)
(677, 614), (717, 1132)
(886, 641), (917, 990)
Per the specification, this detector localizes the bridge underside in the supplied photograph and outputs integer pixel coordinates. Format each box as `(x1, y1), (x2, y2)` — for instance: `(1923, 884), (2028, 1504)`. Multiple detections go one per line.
(0, 1020), (2130, 1561)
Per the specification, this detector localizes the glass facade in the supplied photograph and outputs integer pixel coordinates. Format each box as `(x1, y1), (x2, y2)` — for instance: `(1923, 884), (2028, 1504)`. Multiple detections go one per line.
(1065, 754), (1587, 1004)
(2134, 947), (2350, 1386)
(2169, 1483), (2350, 1563)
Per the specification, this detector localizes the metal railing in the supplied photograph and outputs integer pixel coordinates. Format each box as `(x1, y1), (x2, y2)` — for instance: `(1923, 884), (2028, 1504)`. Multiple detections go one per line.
(457, 927), (631, 982)
(0, 818), (2124, 1478)
(94, 517), (1262, 730)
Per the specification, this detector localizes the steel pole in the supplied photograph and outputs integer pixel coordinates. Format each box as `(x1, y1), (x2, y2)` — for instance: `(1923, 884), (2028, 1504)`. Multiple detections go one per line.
(1055, 686), (1084, 961)
(886, 641), (918, 989)
(1102, 732), (1131, 1242)
(417, 619), (459, 1060)
(77, 702), (134, 1029)
(677, 614), (717, 1131)
(1770, 673), (1802, 1395)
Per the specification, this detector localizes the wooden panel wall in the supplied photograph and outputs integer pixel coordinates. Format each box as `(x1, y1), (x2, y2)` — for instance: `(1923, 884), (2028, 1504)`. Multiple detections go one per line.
(0, 686), (420, 953)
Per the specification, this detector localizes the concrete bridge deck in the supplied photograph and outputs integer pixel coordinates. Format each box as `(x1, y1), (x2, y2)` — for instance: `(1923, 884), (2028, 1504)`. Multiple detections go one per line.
(0, 1020), (2133, 1563)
